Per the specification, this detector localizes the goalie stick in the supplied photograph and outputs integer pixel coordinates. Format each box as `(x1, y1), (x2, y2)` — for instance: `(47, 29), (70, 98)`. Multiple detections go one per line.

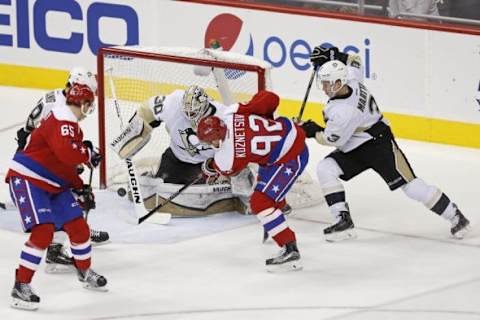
(139, 174), (203, 224)
(297, 65), (319, 121)
(107, 68), (171, 225)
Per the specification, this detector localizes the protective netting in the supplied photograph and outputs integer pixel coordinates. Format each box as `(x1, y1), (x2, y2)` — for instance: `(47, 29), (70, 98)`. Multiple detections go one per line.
(101, 46), (272, 187)
(99, 46), (324, 209)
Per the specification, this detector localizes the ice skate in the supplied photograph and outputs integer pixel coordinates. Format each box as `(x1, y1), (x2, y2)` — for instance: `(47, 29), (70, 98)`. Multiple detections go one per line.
(450, 206), (470, 239)
(10, 281), (40, 311)
(324, 211), (356, 242)
(45, 243), (75, 274)
(266, 241), (302, 272)
(90, 229), (110, 246)
(77, 268), (108, 291)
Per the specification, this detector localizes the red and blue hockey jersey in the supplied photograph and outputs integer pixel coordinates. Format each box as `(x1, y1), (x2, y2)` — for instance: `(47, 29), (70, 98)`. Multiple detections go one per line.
(6, 103), (90, 193)
(212, 91), (306, 175)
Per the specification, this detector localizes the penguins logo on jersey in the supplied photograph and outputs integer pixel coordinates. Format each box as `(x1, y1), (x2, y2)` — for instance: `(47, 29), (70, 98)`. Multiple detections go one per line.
(178, 127), (211, 156)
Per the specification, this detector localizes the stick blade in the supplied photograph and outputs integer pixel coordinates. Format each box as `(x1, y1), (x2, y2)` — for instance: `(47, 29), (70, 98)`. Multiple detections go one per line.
(139, 213), (172, 225)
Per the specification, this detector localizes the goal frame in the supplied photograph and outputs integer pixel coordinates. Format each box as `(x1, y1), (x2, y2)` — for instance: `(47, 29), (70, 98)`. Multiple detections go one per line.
(97, 46), (268, 189)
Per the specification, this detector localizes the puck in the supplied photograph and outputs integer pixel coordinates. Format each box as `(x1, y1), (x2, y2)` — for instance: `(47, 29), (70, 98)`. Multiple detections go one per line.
(117, 187), (127, 197)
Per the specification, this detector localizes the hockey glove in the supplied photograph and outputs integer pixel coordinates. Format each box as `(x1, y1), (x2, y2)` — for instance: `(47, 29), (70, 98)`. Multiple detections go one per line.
(15, 127), (32, 151)
(76, 164), (85, 175)
(73, 184), (96, 211)
(202, 158), (221, 185)
(301, 120), (324, 138)
(310, 46), (349, 67)
(83, 140), (102, 168)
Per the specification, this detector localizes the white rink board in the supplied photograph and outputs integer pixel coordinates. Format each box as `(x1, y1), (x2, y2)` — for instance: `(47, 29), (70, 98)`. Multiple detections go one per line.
(0, 1), (479, 124)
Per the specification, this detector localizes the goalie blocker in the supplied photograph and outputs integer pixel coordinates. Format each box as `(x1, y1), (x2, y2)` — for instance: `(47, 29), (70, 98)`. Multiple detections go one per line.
(110, 113), (153, 160)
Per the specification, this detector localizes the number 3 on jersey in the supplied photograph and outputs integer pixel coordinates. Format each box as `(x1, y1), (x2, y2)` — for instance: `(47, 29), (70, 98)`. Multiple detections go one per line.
(249, 115), (282, 156)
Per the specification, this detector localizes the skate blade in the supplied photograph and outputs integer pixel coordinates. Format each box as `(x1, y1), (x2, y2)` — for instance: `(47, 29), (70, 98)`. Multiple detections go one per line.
(45, 264), (75, 274)
(91, 240), (111, 247)
(82, 283), (109, 292)
(266, 260), (303, 273)
(10, 298), (39, 311)
(452, 225), (471, 240)
(325, 229), (357, 242)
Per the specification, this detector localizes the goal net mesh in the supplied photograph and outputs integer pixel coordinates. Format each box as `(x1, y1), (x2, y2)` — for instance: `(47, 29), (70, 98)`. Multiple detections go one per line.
(98, 46), (324, 209)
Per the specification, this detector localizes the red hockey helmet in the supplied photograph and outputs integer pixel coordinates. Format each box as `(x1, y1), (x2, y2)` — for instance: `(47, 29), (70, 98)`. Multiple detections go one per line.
(197, 116), (227, 145)
(66, 83), (95, 108)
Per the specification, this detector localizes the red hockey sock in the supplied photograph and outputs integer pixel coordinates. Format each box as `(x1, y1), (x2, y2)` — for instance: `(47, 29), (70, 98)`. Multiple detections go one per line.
(16, 266), (35, 283)
(16, 224), (55, 283)
(63, 217), (91, 271)
(272, 228), (296, 247)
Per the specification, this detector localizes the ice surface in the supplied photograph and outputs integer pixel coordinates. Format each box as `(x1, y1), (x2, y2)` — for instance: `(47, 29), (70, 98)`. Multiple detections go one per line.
(0, 86), (479, 319)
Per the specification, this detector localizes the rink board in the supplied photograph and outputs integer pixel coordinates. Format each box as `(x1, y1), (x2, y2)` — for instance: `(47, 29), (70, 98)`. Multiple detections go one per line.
(0, 1), (479, 147)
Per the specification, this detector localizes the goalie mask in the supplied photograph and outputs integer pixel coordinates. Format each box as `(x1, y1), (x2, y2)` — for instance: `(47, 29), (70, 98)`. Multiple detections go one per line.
(182, 85), (210, 129)
(317, 60), (348, 98)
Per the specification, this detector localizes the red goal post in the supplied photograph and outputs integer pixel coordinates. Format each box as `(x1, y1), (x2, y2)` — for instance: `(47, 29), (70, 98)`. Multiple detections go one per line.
(97, 46), (272, 189)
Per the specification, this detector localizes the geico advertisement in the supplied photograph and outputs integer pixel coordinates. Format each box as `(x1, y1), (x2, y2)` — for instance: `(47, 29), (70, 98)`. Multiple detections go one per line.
(1, 0), (479, 124)
(0, 0), (142, 68)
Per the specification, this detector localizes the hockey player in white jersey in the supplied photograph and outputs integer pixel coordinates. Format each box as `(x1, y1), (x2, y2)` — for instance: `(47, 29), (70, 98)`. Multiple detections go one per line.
(301, 45), (470, 241)
(15, 67), (110, 273)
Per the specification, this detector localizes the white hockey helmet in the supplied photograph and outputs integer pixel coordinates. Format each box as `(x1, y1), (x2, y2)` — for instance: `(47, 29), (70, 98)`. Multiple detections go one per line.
(317, 60), (348, 98)
(68, 67), (97, 94)
(182, 85), (210, 128)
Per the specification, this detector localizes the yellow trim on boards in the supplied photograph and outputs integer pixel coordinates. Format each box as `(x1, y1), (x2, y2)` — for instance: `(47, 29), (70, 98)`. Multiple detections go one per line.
(1, 63), (479, 149)
(0, 63), (68, 89)
(277, 100), (480, 149)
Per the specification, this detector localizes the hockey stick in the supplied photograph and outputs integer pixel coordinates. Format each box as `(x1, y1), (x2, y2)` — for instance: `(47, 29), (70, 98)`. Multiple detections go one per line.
(297, 65), (319, 121)
(84, 167), (94, 222)
(106, 68), (171, 225)
(139, 174), (203, 224)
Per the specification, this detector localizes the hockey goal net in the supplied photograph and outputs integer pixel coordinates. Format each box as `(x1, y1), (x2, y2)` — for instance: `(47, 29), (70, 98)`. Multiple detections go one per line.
(97, 46), (324, 209)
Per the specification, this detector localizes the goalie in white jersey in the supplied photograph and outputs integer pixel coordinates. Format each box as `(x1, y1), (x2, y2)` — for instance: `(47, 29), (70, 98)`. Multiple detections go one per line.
(135, 85), (219, 184)
(112, 85), (258, 216)
(301, 45), (470, 241)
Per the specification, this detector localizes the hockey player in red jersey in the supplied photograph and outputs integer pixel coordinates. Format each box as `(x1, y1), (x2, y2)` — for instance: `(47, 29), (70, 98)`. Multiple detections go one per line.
(197, 90), (308, 272)
(5, 82), (107, 311)
(15, 67), (110, 276)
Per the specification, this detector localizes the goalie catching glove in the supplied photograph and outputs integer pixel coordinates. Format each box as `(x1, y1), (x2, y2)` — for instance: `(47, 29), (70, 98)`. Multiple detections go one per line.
(202, 158), (221, 185)
(109, 112), (153, 159)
